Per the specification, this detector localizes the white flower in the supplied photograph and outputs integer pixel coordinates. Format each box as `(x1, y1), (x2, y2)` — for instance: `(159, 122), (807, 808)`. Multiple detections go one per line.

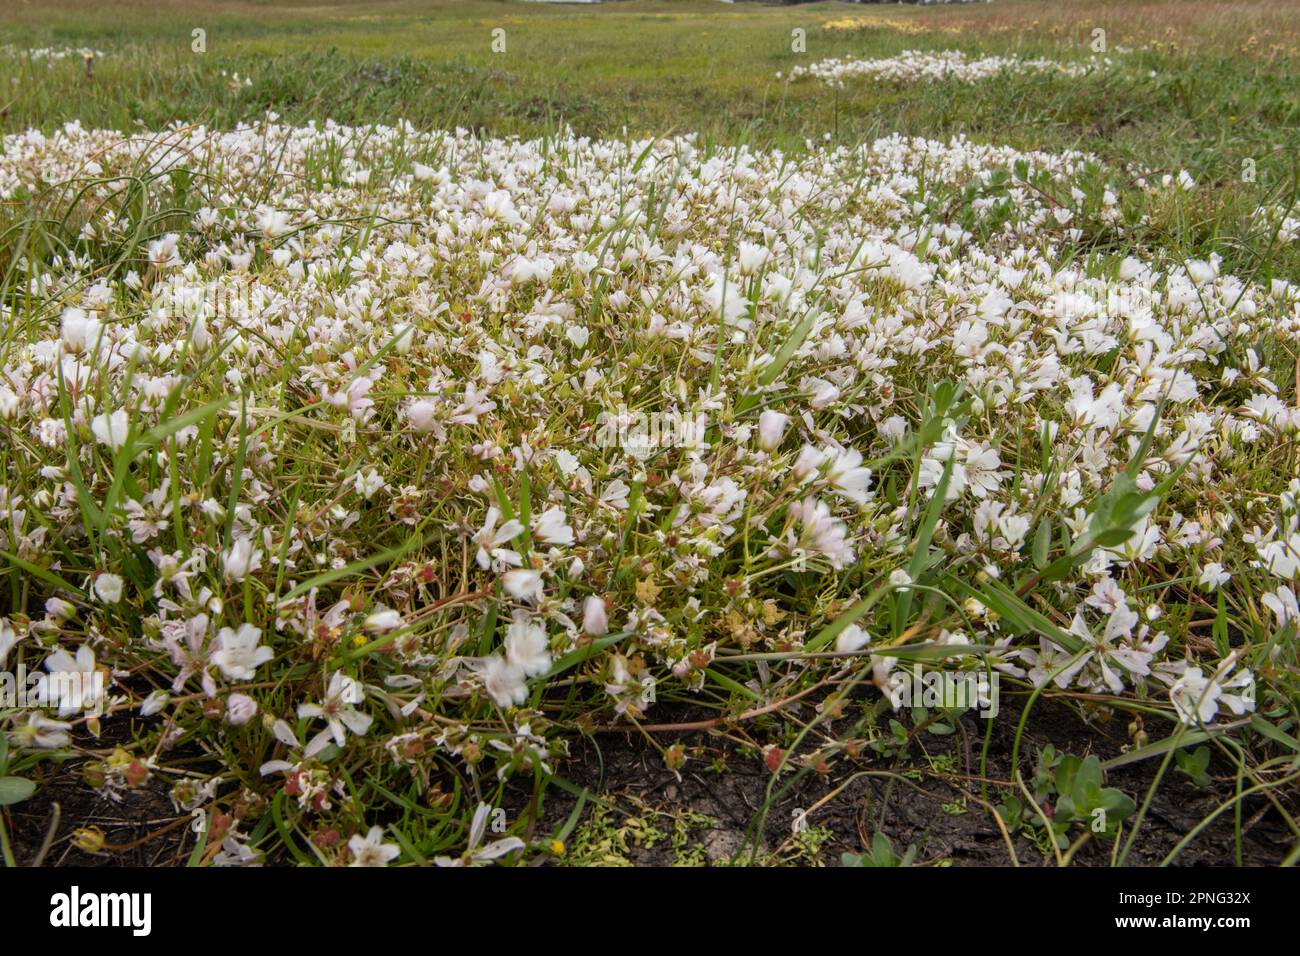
(211, 624), (274, 681)
(706, 272), (749, 329)
(582, 596), (608, 636)
(1218, 665), (1256, 717)
(12, 713), (73, 749)
(835, 624), (871, 654)
(147, 233), (181, 269)
(91, 409), (130, 451)
(255, 208), (293, 238)
(792, 445), (825, 481)
(434, 802), (525, 867)
(223, 537), (263, 582)
(757, 409), (790, 451)
(505, 610), (551, 677)
(0, 618), (20, 668)
(364, 608), (403, 633)
(824, 447), (873, 504)
(1261, 586), (1299, 628)
(140, 689), (170, 717)
(354, 468), (386, 500)
(404, 398), (441, 433)
(1258, 534), (1300, 579)
(481, 654), (528, 708)
(1170, 666), (1219, 724)
(963, 442), (1003, 498)
(348, 826), (400, 867)
(43, 644), (104, 717)
(390, 323), (416, 355)
(532, 506), (574, 547)
(93, 573), (124, 604)
(791, 497), (855, 569)
(226, 693), (259, 725)
(1197, 562), (1230, 592)
(474, 507), (524, 569)
(502, 568), (544, 604)
(299, 672), (373, 756)
(61, 307), (101, 353)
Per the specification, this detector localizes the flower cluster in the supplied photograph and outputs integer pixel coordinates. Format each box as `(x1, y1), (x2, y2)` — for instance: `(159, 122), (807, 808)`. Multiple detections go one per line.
(1, 46), (106, 62)
(785, 49), (1114, 87)
(1, 117), (1295, 861)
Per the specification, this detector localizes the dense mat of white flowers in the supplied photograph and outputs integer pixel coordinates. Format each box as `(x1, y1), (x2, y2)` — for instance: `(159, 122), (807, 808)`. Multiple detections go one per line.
(1, 119), (1298, 861)
(784, 49), (1114, 87)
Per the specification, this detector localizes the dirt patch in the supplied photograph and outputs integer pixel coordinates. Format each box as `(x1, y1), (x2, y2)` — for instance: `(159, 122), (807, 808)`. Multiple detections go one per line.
(520, 696), (1295, 867)
(8, 695), (1293, 866)
(5, 721), (194, 867)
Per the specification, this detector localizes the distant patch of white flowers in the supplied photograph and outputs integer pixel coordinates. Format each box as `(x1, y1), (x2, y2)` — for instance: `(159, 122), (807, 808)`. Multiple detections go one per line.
(786, 49), (1115, 87)
(1, 46), (106, 62)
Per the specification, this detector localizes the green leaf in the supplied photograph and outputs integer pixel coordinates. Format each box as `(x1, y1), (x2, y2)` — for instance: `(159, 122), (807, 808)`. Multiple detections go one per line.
(952, 576), (1084, 654)
(0, 776), (36, 806)
(186, 810), (211, 867)
(1032, 517), (1052, 569)
(280, 529), (435, 603)
(805, 581), (892, 652)
(543, 632), (629, 679)
(757, 306), (820, 388)
(895, 453), (954, 631)
(1091, 527), (1136, 548)
(1101, 728), (1218, 770)
(1249, 715), (1300, 756)
(0, 550), (86, 597)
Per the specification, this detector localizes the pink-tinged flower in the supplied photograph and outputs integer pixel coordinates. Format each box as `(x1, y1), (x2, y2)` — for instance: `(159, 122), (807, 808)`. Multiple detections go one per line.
(299, 672), (373, 757)
(404, 398), (442, 435)
(505, 610), (551, 677)
(532, 506), (574, 547)
(756, 410), (790, 451)
(582, 596), (608, 636)
(211, 624), (274, 681)
(502, 568), (544, 604)
(474, 507), (524, 570)
(480, 654), (527, 708)
(226, 693), (259, 726)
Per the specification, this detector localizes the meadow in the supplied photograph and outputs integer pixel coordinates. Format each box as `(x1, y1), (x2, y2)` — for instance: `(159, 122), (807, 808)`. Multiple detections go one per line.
(0, 0), (1298, 867)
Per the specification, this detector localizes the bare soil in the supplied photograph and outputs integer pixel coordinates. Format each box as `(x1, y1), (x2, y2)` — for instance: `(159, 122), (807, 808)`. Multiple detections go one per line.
(7, 697), (1293, 866)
